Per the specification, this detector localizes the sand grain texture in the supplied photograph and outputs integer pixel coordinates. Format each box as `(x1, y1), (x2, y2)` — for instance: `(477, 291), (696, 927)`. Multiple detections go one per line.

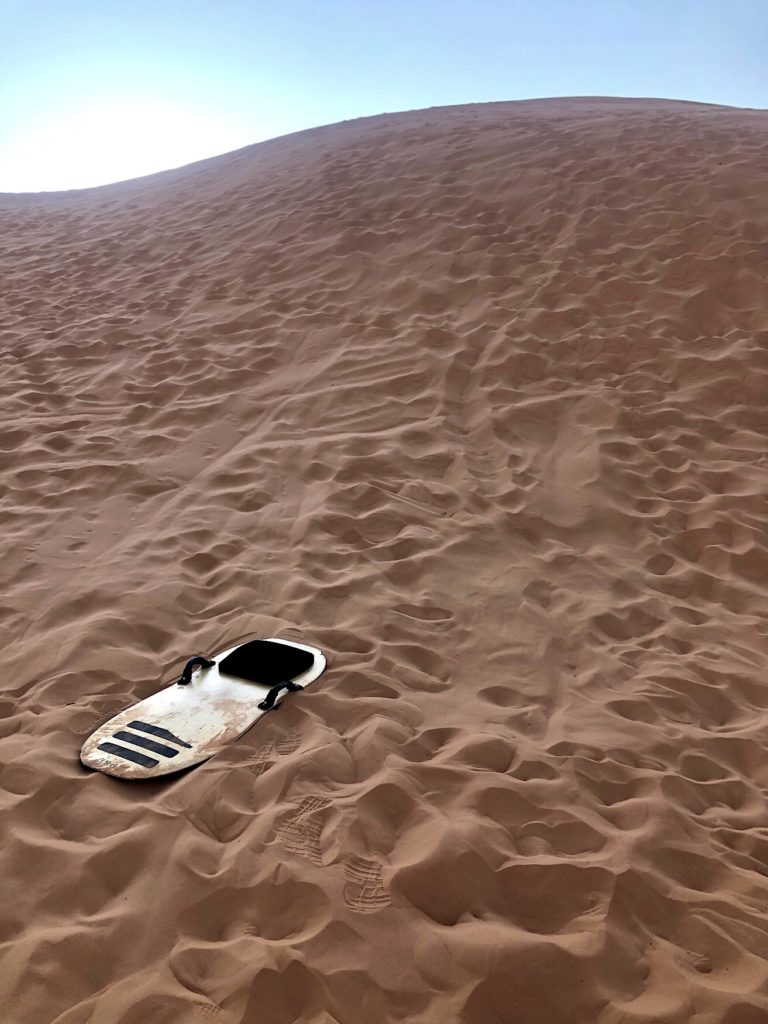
(1, 98), (767, 1023)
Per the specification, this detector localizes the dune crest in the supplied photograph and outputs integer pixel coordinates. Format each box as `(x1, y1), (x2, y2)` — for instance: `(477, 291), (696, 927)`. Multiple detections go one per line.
(1, 98), (767, 1023)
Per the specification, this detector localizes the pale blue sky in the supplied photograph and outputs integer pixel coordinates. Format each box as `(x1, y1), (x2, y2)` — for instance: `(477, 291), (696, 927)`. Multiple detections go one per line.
(1, 0), (765, 191)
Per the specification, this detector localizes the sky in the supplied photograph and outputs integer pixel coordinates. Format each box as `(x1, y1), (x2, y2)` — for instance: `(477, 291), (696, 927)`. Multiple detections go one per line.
(1, 0), (766, 192)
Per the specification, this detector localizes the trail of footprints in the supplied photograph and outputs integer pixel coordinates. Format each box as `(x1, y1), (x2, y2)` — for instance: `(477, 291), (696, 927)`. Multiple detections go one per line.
(249, 731), (393, 914)
(277, 796), (391, 913)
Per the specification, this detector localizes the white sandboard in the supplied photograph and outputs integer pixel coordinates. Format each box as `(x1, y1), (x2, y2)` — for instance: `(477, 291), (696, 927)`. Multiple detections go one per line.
(80, 637), (325, 779)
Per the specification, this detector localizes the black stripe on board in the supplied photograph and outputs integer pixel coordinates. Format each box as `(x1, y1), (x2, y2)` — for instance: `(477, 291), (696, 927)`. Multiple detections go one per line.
(97, 742), (159, 769)
(114, 731), (179, 759)
(128, 720), (193, 748)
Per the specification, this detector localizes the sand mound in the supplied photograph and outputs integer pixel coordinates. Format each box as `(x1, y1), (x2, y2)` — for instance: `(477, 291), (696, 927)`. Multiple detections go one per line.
(1, 97), (767, 1023)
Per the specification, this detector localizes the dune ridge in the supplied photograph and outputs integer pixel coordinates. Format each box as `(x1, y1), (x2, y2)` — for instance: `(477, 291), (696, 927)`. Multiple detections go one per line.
(1, 97), (767, 1023)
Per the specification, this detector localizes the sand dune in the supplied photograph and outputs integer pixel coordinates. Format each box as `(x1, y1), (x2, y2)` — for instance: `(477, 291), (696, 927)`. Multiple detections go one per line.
(1, 97), (767, 1023)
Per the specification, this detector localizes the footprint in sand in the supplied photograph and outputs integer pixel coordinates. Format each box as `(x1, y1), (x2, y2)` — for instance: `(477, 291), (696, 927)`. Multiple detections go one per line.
(195, 1003), (222, 1018)
(273, 727), (300, 756)
(278, 798), (392, 911)
(343, 855), (391, 913)
(247, 727), (300, 777)
(277, 795), (333, 864)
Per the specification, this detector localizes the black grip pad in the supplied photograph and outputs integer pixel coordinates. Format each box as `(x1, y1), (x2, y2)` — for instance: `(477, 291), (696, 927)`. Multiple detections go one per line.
(218, 640), (314, 686)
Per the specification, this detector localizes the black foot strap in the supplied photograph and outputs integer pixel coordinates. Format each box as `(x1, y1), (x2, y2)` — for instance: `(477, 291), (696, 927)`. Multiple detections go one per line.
(258, 680), (303, 711)
(177, 655), (216, 685)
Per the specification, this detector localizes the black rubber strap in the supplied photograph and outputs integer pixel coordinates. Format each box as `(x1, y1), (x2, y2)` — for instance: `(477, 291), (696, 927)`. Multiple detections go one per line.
(177, 655), (216, 685)
(258, 680), (303, 711)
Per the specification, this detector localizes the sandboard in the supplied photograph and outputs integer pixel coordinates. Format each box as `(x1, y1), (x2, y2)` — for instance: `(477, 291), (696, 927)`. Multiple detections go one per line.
(80, 637), (325, 779)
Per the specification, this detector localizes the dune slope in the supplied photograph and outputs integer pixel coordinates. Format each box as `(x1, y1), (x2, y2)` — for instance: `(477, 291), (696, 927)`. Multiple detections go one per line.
(1, 98), (767, 1024)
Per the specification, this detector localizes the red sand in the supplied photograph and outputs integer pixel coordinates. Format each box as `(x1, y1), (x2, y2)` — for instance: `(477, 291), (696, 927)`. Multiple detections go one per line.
(1, 98), (767, 1023)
